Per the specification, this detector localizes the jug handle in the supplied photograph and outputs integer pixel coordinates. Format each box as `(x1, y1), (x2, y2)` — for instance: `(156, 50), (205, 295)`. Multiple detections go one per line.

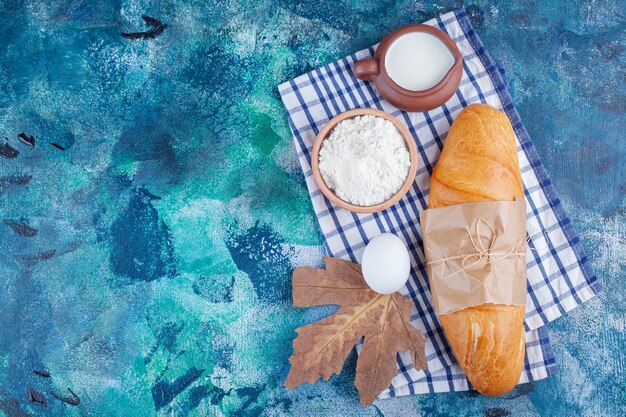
(353, 58), (379, 81)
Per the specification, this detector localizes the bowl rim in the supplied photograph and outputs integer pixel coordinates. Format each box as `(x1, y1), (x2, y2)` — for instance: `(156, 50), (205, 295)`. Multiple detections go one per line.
(311, 108), (419, 214)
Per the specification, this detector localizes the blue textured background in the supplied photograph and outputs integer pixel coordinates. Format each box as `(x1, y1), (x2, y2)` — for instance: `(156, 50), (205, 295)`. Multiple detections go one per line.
(0, 1), (624, 416)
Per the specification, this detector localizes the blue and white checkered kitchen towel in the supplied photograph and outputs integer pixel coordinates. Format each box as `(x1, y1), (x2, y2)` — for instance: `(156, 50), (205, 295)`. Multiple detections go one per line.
(278, 8), (602, 398)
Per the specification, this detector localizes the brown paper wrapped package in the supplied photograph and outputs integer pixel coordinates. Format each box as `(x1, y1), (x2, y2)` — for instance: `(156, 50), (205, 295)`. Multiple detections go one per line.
(420, 200), (527, 315)
(426, 103), (526, 396)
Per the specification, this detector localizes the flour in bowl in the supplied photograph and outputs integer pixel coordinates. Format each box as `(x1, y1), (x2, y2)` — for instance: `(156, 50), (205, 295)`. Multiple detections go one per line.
(318, 115), (411, 206)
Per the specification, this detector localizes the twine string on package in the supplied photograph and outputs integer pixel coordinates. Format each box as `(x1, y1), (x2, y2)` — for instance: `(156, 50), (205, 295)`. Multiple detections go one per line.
(420, 200), (527, 316)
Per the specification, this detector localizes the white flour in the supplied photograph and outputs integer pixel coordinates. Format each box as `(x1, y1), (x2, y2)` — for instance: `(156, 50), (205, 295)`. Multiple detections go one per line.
(318, 115), (411, 206)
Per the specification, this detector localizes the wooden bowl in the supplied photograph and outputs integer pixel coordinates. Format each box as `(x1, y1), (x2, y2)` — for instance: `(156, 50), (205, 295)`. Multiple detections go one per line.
(311, 108), (418, 213)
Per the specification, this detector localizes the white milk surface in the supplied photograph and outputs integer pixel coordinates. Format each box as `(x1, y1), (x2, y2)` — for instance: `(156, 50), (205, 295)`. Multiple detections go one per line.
(384, 32), (455, 91)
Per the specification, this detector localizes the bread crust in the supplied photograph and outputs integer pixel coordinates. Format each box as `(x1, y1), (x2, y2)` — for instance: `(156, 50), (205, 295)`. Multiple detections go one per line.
(428, 103), (525, 396)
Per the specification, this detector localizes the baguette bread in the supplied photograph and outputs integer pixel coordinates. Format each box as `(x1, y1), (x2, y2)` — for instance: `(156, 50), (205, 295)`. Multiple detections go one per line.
(428, 103), (525, 396)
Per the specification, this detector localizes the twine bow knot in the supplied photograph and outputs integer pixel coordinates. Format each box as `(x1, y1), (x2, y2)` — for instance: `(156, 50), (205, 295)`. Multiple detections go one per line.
(426, 218), (532, 282)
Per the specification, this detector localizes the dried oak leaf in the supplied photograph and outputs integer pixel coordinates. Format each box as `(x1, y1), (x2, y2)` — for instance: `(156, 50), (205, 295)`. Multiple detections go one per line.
(285, 257), (427, 405)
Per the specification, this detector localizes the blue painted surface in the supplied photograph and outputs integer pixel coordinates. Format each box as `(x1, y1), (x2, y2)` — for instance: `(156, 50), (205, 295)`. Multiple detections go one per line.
(0, 1), (624, 416)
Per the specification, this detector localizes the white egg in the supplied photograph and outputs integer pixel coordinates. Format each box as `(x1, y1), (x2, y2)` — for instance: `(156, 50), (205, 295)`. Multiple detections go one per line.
(361, 233), (411, 294)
